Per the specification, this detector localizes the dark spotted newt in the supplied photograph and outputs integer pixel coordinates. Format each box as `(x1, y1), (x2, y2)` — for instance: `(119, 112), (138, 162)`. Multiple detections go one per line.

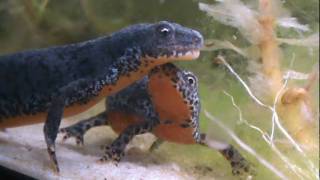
(60, 63), (254, 176)
(0, 21), (203, 172)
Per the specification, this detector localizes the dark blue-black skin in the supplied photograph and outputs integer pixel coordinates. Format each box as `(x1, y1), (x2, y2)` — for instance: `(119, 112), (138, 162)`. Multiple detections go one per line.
(0, 21), (203, 172)
(0, 21), (202, 119)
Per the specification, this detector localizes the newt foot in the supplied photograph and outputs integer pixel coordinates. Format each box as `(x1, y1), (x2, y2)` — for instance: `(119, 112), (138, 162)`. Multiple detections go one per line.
(98, 145), (125, 164)
(231, 158), (256, 178)
(59, 126), (84, 146)
(219, 145), (256, 177)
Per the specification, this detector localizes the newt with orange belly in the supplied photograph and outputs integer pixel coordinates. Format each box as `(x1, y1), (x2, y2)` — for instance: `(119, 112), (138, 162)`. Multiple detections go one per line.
(60, 63), (254, 176)
(0, 21), (203, 172)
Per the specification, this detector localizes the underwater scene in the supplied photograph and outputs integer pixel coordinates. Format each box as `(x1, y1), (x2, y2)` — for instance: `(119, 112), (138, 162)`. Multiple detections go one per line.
(0, 0), (318, 179)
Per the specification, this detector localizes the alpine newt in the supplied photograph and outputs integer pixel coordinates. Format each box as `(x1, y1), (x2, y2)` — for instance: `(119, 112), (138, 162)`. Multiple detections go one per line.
(0, 21), (203, 172)
(60, 63), (254, 176)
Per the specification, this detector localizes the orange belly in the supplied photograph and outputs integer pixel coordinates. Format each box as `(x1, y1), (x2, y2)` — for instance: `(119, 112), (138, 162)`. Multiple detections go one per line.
(103, 67), (198, 144)
(107, 111), (196, 144)
(148, 68), (196, 144)
(108, 111), (144, 134)
(107, 110), (196, 144)
(152, 102), (196, 144)
(153, 124), (196, 144)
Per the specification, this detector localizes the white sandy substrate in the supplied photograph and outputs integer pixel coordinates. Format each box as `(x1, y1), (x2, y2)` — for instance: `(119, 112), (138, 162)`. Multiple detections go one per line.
(0, 120), (194, 180)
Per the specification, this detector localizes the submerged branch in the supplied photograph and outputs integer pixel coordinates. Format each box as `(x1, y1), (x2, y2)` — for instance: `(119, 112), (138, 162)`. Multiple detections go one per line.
(204, 111), (288, 180)
(218, 55), (318, 179)
(223, 91), (311, 179)
(202, 39), (248, 57)
(277, 33), (319, 47)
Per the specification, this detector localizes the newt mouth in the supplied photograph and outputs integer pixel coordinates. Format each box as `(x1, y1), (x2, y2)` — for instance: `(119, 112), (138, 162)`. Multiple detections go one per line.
(144, 49), (201, 61)
(173, 49), (200, 60)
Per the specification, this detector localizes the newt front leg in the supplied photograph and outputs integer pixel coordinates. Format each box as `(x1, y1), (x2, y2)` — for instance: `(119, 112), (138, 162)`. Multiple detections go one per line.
(59, 112), (107, 145)
(99, 120), (159, 163)
(45, 78), (93, 172)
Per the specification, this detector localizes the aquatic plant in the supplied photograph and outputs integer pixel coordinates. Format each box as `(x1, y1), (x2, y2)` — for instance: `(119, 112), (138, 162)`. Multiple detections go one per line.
(200, 0), (319, 179)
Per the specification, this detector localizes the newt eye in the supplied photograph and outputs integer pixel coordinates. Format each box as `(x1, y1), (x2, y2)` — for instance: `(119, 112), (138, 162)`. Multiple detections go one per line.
(187, 76), (195, 85)
(160, 27), (170, 35)
(158, 26), (172, 37)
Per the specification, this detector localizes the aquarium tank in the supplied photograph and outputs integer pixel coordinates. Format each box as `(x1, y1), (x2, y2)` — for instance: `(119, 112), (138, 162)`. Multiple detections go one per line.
(0, 0), (318, 179)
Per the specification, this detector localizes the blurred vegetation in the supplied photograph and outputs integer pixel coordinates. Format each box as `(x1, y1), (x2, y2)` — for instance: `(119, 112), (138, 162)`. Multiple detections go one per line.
(0, 0), (318, 179)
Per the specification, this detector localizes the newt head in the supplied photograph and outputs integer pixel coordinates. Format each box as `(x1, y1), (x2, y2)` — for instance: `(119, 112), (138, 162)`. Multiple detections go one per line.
(141, 21), (203, 61)
(110, 21), (203, 62)
(100, 21), (203, 98)
(148, 63), (201, 144)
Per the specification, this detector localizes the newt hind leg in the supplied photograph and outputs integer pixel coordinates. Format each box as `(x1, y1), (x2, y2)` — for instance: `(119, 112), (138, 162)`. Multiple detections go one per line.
(99, 120), (158, 163)
(59, 111), (108, 145)
(219, 145), (253, 176)
(199, 133), (255, 177)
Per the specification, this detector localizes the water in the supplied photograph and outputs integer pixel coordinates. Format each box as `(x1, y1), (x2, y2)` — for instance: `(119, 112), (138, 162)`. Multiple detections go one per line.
(0, 0), (318, 179)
